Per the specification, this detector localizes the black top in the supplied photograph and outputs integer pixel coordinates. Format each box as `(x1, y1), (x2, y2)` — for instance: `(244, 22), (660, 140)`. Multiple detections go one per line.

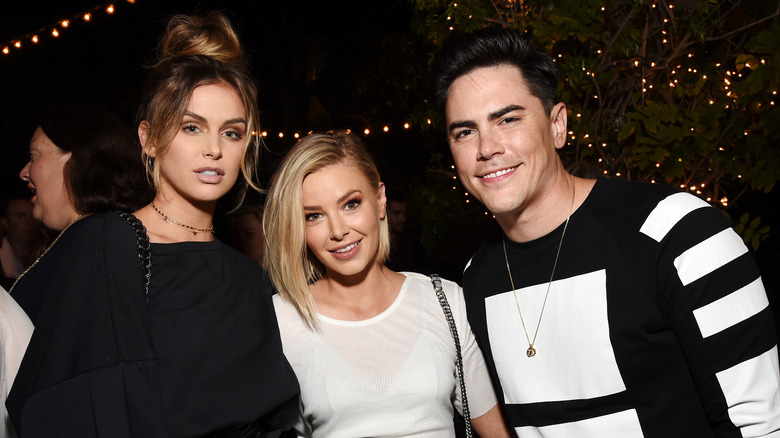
(8, 211), (300, 437)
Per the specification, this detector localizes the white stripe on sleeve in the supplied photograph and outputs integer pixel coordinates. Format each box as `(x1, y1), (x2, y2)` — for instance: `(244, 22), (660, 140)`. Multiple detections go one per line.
(640, 192), (710, 242)
(716, 346), (780, 437)
(693, 277), (768, 338)
(673, 228), (747, 286)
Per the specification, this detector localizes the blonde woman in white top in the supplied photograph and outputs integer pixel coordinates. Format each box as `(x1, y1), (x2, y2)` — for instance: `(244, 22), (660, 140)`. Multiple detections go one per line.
(264, 132), (512, 437)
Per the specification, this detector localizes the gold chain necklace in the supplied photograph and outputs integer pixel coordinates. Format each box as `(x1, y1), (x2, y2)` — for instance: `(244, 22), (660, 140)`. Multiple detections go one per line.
(502, 175), (575, 358)
(9, 214), (84, 293)
(151, 202), (214, 235)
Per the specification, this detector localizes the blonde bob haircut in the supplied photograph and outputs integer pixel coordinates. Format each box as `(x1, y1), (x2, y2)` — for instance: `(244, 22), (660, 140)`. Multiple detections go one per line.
(138, 12), (262, 207)
(264, 132), (390, 327)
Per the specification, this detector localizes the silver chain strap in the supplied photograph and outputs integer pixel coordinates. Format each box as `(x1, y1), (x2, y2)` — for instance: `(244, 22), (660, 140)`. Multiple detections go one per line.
(431, 274), (473, 438)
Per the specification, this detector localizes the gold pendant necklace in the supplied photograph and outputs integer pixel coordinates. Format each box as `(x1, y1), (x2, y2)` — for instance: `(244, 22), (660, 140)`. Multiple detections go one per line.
(502, 175), (576, 358)
(151, 202), (214, 235)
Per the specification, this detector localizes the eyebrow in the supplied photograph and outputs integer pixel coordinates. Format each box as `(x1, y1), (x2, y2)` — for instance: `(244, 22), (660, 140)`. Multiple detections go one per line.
(303, 190), (361, 211)
(447, 104), (526, 134)
(489, 104), (525, 121)
(183, 111), (246, 126)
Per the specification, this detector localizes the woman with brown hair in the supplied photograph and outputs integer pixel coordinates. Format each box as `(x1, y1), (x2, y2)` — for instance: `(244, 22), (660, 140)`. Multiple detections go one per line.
(8, 12), (299, 437)
(11, 103), (150, 321)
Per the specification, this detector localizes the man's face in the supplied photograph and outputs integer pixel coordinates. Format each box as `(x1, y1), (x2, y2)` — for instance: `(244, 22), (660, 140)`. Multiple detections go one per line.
(387, 200), (408, 233)
(445, 64), (567, 220)
(2, 199), (42, 244)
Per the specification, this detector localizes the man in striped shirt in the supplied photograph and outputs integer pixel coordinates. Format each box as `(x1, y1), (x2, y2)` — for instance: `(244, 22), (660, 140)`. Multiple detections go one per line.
(432, 27), (780, 437)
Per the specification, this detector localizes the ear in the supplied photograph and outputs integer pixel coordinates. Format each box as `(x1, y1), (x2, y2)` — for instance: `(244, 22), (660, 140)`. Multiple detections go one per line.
(138, 121), (155, 157)
(377, 182), (387, 220)
(550, 102), (568, 150)
(58, 151), (73, 165)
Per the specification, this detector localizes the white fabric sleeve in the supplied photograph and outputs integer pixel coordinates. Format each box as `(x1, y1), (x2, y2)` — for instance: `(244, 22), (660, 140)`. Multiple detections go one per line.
(444, 279), (499, 418)
(0, 286), (33, 438)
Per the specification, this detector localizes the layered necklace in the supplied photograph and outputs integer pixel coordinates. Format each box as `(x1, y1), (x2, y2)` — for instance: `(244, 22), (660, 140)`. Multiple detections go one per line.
(151, 202), (214, 235)
(502, 175), (576, 358)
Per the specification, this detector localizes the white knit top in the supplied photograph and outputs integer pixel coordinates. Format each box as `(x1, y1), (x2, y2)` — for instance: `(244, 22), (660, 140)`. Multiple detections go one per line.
(273, 272), (498, 437)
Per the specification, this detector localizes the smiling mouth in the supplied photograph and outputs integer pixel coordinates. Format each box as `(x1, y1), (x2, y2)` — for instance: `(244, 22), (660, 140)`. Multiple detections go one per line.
(334, 242), (359, 253)
(480, 166), (517, 179)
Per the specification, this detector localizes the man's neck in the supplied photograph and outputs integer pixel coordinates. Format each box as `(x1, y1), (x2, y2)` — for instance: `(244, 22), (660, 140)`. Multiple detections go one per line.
(498, 175), (595, 243)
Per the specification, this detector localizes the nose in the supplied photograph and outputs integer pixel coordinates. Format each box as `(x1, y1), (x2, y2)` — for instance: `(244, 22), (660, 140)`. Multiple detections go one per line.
(204, 134), (223, 160)
(328, 215), (349, 241)
(19, 161), (31, 182)
(477, 131), (504, 161)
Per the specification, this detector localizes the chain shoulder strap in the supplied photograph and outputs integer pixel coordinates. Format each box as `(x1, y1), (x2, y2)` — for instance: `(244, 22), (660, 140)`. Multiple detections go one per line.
(430, 274), (473, 438)
(118, 212), (151, 303)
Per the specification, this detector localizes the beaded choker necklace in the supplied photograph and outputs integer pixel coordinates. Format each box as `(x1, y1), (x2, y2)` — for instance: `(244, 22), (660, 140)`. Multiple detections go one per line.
(150, 202), (214, 235)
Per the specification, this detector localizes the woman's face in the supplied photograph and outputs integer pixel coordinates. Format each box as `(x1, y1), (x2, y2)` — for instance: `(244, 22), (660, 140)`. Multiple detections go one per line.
(147, 82), (247, 205)
(19, 127), (79, 231)
(302, 163), (386, 280)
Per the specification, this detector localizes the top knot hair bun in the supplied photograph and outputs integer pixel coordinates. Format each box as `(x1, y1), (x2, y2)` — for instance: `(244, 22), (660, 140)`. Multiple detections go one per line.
(137, 11), (263, 208)
(156, 12), (245, 67)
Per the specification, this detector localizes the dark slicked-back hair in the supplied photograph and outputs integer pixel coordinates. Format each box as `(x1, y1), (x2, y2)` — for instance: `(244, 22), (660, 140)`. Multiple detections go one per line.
(432, 28), (560, 115)
(38, 103), (151, 214)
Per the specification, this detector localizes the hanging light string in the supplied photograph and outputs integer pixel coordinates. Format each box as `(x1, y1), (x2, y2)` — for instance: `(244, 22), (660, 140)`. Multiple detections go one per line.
(2, 1), (137, 56)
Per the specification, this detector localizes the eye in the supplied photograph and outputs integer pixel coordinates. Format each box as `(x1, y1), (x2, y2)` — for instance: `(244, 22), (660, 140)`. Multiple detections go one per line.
(183, 123), (200, 134)
(223, 129), (244, 140)
(305, 212), (323, 222)
(454, 128), (474, 140)
(344, 197), (362, 211)
(499, 116), (519, 125)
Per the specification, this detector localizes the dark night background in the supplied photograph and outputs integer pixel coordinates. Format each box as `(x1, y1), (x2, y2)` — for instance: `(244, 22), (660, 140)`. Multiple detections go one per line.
(1, 1), (778, 294)
(0, 0), (428, 184)
(0, 0), (486, 279)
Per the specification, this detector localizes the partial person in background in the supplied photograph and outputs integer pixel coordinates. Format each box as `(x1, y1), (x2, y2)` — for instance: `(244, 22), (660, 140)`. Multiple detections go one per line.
(264, 132), (512, 437)
(8, 12), (298, 437)
(0, 285), (33, 438)
(10, 102), (150, 321)
(231, 204), (266, 268)
(385, 188), (431, 274)
(432, 27), (780, 437)
(387, 190), (409, 235)
(0, 193), (44, 290)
